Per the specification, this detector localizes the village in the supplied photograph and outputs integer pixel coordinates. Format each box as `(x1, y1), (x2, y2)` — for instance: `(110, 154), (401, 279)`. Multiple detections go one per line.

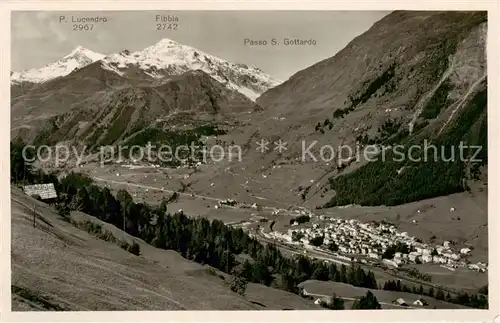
(263, 213), (488, 274)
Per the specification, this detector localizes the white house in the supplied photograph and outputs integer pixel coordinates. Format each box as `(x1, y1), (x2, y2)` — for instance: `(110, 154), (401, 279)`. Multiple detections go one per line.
(413, 299), (424, 306)
(460, 248), (471, 255)
(383, 259), (399, 268)
(394, 298), (407, 306)
(422, 254), (433, 263)
(468, 264), (480, 271)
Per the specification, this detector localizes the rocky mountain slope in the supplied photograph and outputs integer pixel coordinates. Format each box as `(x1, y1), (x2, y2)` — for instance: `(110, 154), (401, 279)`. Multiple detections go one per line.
(191, 10), (487, 208)
(24, 69), (260, 149)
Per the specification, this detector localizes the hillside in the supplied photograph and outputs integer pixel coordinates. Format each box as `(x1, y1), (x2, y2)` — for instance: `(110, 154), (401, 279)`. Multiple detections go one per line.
(180, 11), (487, 208)
(11, 186), (317, 310)
(259, 11), (487, 207)
(13, 68), (260, 147)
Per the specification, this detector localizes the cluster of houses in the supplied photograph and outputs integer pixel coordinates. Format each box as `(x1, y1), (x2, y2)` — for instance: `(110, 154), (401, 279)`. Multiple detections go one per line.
(215, 198), (237, 209)
(267, 216), (488, 273)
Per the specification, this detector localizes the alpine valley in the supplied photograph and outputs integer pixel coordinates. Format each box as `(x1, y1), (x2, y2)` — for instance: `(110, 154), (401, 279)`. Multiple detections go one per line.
(11, 11), (489, 311)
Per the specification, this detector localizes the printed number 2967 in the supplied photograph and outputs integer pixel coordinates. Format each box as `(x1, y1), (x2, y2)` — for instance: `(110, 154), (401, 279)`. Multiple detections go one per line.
(73, 24), (94, 31)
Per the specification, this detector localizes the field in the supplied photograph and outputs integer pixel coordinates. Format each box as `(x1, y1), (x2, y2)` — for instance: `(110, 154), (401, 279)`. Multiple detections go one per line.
(299, 280), (470, 310)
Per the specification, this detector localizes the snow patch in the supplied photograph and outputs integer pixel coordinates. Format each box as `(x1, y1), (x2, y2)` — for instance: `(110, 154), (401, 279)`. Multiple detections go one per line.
(101, 38), (281, 101)
(11, 46), (105, 84)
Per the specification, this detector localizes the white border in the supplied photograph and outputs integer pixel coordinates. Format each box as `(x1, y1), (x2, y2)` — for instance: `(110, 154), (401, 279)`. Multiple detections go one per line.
(1, 1), (499, 322)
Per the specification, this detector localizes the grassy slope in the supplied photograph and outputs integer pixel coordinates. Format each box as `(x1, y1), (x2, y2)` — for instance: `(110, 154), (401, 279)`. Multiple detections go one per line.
(299, 280), (470, 309)
(11, 186), (316, 311)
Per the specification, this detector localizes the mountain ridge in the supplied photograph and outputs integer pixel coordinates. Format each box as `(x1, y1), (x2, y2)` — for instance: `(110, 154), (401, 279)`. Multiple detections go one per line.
(11, 38), (280, 101)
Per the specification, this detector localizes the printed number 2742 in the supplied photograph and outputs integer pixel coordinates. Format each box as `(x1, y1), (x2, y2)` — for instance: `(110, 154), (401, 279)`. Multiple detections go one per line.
(157, 23), (178, 30)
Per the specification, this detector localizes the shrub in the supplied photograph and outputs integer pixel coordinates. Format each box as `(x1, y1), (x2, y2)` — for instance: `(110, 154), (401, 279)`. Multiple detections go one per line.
(309, 236), (324, 247)
(119, 240), (141, 256)
(128, 241), (141, 256)
(56, 203), (71, 220)
(230, 276), (248, 296)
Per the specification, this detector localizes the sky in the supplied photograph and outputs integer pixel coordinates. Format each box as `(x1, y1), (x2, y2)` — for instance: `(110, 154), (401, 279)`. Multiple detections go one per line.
(11, 11), (389, 80)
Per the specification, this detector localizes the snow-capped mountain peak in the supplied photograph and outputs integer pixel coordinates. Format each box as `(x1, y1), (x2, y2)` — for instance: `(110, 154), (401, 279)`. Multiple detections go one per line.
(100, 38), (281, 100)
(11, 46), (105, 84)
(11, 40), (280, 101)
(63, 46), (104, 62)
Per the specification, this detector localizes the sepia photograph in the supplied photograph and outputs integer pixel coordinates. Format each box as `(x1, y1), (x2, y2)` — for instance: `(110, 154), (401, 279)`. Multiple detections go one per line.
(7, 6), (493, 317)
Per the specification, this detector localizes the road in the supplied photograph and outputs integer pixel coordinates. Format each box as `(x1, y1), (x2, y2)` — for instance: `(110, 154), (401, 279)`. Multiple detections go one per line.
(93, 176), (223, 202)
(92, 176), (286, 212)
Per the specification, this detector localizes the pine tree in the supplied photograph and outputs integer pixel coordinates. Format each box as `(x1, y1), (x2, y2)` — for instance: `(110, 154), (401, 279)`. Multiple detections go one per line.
(328, 263), (338, 281)
(311, 263), (329, 281)
(435, 289), (445, 300)
(322, 293), (344, 310)
(70, 187), (90, 212)
(340, 265), (348, 283)
(10, 141), (33, 183)
(351, 291), (381, 309)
